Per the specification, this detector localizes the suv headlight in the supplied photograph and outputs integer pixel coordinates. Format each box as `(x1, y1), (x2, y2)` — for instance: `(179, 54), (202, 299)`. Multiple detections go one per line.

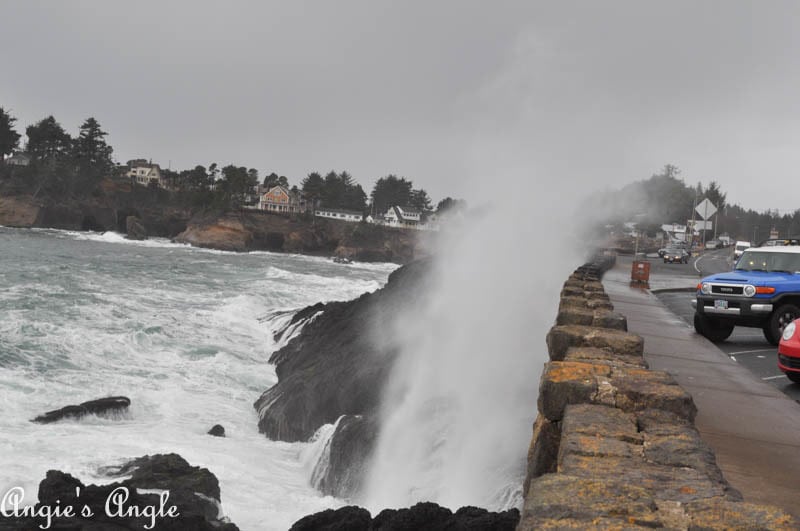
(783, 321), (797, 341)
(701, 283), (711, 294)
(743, 285), (756, 297)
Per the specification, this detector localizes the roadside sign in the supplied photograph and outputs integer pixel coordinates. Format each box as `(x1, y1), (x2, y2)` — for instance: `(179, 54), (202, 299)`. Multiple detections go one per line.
(695, 198), (717, 219)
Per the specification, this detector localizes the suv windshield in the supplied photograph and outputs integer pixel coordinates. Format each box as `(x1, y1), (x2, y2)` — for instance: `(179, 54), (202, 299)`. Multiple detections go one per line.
(736, 250), (800, 273)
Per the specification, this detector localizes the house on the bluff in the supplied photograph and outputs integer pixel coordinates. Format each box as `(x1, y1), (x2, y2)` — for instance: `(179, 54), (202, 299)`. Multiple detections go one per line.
(384, 205), (422, 229)
(259, 185), (308, 214)
(366, 205), (438, 231)
(315, 208), (363, 222)
(126, 159), (165, 187)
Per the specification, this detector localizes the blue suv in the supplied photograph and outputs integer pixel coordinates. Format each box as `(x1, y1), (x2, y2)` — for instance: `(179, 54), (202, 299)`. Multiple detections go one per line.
(693, 246), (800, 345)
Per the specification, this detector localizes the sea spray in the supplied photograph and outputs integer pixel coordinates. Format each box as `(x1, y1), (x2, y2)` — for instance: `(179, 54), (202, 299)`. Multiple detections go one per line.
(362, 178), (583, 511)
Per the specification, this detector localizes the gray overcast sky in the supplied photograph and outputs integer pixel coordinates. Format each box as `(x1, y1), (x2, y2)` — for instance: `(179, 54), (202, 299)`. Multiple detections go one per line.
(2, 1), (799, 212)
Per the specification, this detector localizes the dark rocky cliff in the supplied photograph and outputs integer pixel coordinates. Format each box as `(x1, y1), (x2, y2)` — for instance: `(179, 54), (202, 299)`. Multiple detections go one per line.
(254, 259), (431, 444)
(0, 191), (190, 237)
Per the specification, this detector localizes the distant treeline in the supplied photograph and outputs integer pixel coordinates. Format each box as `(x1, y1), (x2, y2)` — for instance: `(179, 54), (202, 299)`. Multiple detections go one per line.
(587, 164), (800, 243)
(0, 107), (466, 216)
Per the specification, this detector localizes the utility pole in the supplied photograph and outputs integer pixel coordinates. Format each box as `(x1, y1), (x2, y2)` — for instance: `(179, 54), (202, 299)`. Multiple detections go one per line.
(714, 209), (719, 240)
(690, 187), (698, 249)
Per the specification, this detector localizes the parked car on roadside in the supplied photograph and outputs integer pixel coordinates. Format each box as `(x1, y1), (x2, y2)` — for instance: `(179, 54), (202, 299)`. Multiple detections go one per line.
(778, 318), (800, 384)
(733, 241), (751, 261)
(663, 248), (689, 264)
(693, 246), (800, 345)
(706, 240), (720, 250)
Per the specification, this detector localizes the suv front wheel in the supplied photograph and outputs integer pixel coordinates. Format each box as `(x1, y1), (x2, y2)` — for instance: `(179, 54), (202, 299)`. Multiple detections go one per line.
(694, 313), (734, 343)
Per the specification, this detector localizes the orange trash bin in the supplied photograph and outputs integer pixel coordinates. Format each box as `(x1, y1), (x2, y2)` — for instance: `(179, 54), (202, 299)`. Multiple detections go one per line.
(631, 260), (651, 282)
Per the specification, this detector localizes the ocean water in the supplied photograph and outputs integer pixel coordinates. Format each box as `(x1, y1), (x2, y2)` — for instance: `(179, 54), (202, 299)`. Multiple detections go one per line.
(0, 226), (396, 530)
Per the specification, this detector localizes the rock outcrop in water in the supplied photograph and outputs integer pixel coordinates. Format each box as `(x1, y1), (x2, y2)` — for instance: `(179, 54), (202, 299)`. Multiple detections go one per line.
(254, 260), (430, 444)
(207, 424), (226, 437)
(0, 453), (239, 530)
(310, 414), (378, 498)
(125, 215), (148, 240)
(289, 502), (520, 530)
(31, 396), (131, 424)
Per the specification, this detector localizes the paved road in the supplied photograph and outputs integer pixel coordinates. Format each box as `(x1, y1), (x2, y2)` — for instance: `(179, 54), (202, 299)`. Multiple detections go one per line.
(653, 247), (800, 401)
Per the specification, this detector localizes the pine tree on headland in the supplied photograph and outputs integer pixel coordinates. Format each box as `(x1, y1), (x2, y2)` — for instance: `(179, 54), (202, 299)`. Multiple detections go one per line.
(26, 115), (71, 165)
(436, 197), (467, 214)
(410, 188), (432, 212)
(370, 174), (413, 215)
(25, 116), (72, 197)
(0, 107), (21, 160)
(73, 117), (114, 175)
(263, 172), (288, 189)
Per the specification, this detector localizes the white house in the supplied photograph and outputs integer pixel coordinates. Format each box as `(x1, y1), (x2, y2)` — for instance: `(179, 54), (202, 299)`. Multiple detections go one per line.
(126, 159), (164, 187)
(366, 205), (440, 230)
(315, 208), (363, 222)
(384, 205), (421, 228)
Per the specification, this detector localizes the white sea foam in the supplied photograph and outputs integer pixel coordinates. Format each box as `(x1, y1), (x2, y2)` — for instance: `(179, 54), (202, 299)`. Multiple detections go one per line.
(0, 227), (395, 530)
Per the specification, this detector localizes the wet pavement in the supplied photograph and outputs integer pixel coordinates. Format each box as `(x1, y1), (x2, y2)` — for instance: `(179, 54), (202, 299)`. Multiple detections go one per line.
(604, 255), (800, 518)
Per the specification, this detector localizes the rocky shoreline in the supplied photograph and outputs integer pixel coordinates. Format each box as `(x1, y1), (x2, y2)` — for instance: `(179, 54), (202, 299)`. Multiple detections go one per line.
(0, 454), (240, 530)
(0, 193), (427, 263)
(174, 210), (424, 263)
(255, 258), (523, 528)
(255, 260), (430, 445)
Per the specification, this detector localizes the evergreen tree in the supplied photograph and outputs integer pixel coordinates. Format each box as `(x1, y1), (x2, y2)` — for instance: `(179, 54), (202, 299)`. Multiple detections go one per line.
(370, 175), (413, 214)
(247, 168), (259, 187)
(25, 116), (72, 196)
(322, 170), (345, 207)
(73, 117), (114, 177)
(181, 165), (210, 191)
(221, 165), (252, 207)
(0, 107), (21, 160)
(436, 197), (467, 214)
(302, 172), (324, 208)
(342, 183), (367, 211)
(262, 172), (289, 189)
(410, 188), (432, 211)
(26, 116), (71, 164)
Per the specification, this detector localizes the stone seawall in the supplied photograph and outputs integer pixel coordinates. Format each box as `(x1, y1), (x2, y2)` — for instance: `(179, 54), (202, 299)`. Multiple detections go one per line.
(518, 254), (796, 529)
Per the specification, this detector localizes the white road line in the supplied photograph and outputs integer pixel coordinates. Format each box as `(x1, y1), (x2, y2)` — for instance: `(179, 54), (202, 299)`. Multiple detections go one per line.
(729, 348), (776, 355)
(763, 375), (787, 380)
(694, 254), (705, 274)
